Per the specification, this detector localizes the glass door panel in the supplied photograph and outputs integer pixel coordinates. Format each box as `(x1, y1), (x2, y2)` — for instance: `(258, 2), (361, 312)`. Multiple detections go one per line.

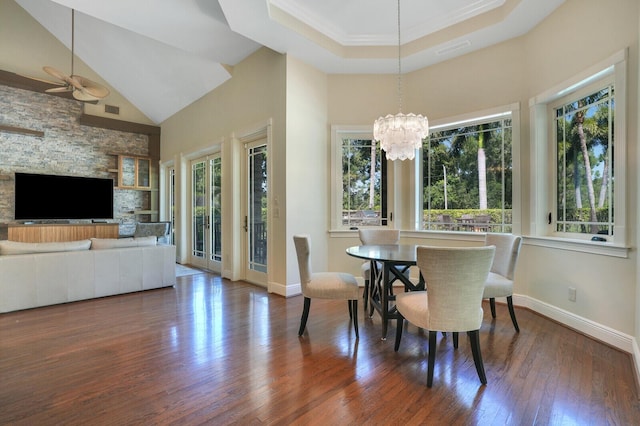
(168, 167), (175, 245)
(137, 158), (150, 188)
(192, 161), (207, 265)
(191, 154), (222, 272)
(245, 141), (267, 285)
(211, 157), (222, 262)
(120, 156), (136, 187)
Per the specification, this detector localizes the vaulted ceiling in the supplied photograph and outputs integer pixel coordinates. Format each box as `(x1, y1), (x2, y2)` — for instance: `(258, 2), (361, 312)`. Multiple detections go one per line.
(13, 0), (564, 124)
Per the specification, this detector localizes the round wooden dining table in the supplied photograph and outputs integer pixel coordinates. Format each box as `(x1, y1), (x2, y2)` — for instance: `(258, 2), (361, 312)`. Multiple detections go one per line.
(346, 244), (424, 339)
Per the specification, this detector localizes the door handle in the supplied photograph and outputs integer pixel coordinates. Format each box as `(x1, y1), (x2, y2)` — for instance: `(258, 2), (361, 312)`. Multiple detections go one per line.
(244, 216), (248, 232)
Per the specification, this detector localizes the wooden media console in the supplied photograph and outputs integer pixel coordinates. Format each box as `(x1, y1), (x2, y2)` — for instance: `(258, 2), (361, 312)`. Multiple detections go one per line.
(0, 223), (119, 243)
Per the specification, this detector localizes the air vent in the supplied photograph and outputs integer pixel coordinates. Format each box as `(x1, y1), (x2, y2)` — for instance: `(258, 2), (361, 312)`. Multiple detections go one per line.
(104, 104), (120, 115)
(436, 40), (471, 56)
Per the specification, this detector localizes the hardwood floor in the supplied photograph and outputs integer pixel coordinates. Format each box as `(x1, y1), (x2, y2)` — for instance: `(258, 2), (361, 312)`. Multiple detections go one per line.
(1, 272), (638, 425)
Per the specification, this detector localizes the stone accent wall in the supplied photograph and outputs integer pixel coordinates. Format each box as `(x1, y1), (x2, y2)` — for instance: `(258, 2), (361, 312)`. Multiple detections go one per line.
(0, 85), (149, 235)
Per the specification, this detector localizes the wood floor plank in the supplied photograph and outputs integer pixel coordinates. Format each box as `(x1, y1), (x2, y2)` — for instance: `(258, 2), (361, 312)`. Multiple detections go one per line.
(1, 272), (639, 425)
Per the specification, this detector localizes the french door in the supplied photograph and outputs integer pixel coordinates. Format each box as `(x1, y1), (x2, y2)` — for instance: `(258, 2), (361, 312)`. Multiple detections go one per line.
(243, 140), (268, 285)
(168, 167), (175, 245)
(191, 154), (222, 272)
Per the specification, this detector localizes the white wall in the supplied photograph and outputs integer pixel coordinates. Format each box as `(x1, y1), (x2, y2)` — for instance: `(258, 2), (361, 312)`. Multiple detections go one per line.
(284, 56), (329, 293)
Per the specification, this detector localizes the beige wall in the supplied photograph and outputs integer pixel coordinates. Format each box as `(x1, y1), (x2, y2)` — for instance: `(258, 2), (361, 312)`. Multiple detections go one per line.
(285, 56), (329, 290)
(160, 51), (330, 296)
(523, 0), (639, 339)
(637, 0), (640, 383)
(326, 0), (639, 345)
(160, 47), (286, 287)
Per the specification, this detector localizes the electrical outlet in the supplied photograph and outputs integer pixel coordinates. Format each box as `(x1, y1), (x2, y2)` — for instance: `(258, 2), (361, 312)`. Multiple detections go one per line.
(568, 286), (576, 302)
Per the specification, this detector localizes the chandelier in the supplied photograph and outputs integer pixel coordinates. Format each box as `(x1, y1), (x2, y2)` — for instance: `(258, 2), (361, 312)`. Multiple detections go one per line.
(373, 0), (429, 161)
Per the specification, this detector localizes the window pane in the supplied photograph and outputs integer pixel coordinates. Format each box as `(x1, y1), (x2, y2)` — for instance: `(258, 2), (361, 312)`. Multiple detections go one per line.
(555, 85), (614, 235)
(192, 161), (206, 257)
(211, 157), (222, 262)
(342, 138), (385, 226)
(422, 116), (512, 232)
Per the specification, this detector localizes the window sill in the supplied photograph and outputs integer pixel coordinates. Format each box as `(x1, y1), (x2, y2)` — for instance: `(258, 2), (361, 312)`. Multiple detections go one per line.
(329, 229), (487, 243)
(329, 230), (630, 258)
(524, 236), (629, 258)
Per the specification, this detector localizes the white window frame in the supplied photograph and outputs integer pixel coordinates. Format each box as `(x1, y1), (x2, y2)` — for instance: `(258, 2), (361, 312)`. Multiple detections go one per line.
(330, 125), (388, 230)
(529, 49), (628, 257)
(411, 104), (522, 234)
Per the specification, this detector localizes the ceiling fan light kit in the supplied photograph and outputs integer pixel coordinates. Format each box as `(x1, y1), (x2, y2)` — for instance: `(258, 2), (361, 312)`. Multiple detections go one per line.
(43, 9), (109, 102)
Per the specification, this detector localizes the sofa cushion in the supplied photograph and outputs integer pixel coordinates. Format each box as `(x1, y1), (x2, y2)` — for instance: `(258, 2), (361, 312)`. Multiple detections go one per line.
(90, 236), (157, 250)
(0, 239), (91, 255)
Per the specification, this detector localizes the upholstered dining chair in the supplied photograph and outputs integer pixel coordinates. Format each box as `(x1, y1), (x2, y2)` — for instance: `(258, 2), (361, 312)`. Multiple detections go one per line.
(394, 245), (495, 387)
(358, 229), (401, 311)
(293, 235), (360, 338)
(483, 233), (523, 332)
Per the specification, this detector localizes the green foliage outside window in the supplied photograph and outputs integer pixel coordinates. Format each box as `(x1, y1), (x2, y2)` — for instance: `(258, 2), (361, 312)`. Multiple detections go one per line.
(555, 85), (614, 235)
(422, 116), (512, 231)
(342, 138), (384, 225)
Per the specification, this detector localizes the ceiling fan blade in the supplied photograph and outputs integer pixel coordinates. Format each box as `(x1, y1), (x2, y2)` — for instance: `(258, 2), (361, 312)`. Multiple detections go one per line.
(45, 86), (72, 93)
(72, 89), (100, 102)
(20, 73), (65, 87)
(42, 66), (68, 83)
(72, 75), (110, 99)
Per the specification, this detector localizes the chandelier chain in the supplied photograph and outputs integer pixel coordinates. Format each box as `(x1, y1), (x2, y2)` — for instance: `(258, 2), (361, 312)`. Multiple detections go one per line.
(373, 0), (429, 161)
(71, 9), (75, 75)
(397, 0), (402, 113)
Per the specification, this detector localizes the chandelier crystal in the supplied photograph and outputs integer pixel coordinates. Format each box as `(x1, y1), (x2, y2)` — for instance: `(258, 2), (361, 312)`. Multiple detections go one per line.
(374, 112), (429, 161)
(373, 0), (429, 161)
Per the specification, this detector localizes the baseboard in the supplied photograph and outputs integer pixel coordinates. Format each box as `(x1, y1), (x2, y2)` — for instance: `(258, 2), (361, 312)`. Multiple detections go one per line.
(266, 283), (640, 378)
(632, 337), (640, 392)
(513, 294), (634, 353)
(221, 268), (234, 280)
(268, 281), (301, 298)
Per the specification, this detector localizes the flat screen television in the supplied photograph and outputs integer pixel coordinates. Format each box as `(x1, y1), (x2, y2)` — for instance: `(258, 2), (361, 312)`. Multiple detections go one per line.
(14, 172), (114, 221)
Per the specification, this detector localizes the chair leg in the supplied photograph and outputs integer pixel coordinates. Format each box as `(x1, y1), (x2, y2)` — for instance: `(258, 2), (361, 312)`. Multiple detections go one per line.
(352, 300), (359, 339)
(453, 332), (459, 349)
(348, 300), (353, 319)
(489, 298), (496, 318)
(298, 297), (311, 336)
(363, 278), (369, 310)
(394, 317), (404, 351)
(427, 330), (437, 387)
(468, 330), (487, 385)
(507, 296), (520, 332)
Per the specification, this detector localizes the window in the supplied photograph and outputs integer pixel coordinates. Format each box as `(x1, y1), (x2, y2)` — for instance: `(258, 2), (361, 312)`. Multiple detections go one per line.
(419, 108), (516, 233)
(331, 126), (387, 229)
(530, 49), (627, 254)
(554, 84), (614, 236)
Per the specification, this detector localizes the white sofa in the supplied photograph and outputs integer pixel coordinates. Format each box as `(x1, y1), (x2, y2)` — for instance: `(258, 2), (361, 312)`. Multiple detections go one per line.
(0, 237), (176, 313)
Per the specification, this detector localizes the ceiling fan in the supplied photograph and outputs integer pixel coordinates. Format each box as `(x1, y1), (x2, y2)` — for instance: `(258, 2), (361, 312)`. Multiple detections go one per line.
(43, 9), (109, 102)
